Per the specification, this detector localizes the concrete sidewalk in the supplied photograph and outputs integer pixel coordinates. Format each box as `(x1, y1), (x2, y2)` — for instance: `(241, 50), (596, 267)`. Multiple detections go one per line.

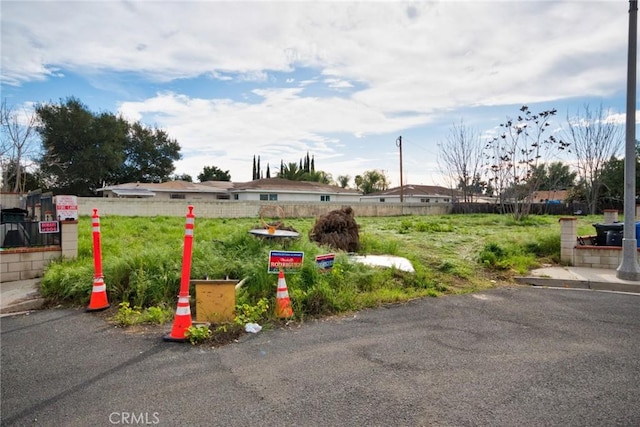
(516, 266), (640, 294)
(0, 278), (46, 316)
(1, 265), (639, 316)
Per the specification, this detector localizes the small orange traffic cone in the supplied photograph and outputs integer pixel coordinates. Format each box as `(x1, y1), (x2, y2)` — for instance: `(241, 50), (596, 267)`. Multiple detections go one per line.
(86, 276), (110, 312)
(275, 270), (294, 318)
(164, 295), (193, 342)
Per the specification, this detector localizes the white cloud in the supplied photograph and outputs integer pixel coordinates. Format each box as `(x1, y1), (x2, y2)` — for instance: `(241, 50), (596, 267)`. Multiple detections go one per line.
(1, 1), (633, 185)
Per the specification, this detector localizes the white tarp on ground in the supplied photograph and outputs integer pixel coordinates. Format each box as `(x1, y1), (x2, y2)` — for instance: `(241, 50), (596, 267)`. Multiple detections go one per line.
(349, 255), (415, 273)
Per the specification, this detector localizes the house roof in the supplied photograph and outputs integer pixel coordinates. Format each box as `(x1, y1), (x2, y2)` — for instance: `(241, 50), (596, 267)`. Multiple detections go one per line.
(531, 190), (570, 201)
(231, 178), (361, 195)
(111, 188), (156, 197)
(98, 178), (361, 195)
(99, 181), (230, 194)
(363, 185), (460, 198)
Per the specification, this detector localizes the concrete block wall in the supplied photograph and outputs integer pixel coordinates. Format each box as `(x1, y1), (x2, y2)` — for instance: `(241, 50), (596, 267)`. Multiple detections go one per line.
(0, 220), (78, 283)
(77, 197), (451, 218)
(1, 247), (61, 282)
(574, 246), (626, 269)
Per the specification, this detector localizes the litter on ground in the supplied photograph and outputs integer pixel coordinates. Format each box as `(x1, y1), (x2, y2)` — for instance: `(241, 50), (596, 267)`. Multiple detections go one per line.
(349, 255), (415, 273)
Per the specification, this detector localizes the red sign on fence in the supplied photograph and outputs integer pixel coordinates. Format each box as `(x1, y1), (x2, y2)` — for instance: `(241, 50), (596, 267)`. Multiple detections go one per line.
(38, 221), (60, 234)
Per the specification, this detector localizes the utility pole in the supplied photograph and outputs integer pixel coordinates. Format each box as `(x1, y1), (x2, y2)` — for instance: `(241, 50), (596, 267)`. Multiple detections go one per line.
(396, 136), (404, 203)
(617, 0), (640, 280)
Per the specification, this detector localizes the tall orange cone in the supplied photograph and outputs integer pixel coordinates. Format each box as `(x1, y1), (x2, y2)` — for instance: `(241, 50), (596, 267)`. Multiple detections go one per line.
(164, 206), (195, 342)
(87, 209), (110, 312)
(87, 277), (110, 312)
(164, 295), (192, 342)
(275, 270), (294, 318)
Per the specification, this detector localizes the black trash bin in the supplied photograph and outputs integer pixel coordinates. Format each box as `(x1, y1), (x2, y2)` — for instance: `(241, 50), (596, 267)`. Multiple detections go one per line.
(0, 208), (28, 224)
(606, 230), (624, 246)
(592, 222), (624, 246)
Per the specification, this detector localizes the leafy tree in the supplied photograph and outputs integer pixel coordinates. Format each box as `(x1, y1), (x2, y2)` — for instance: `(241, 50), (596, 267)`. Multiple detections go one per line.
(354, 169), (390, 194)
(198, 165), (231, 182)
(530, 161), (577, 191)
(598, 142), (640, 209)
(266, 163), (270, 178)
(114, 122), (180, 184)
(1, 100), (40, 192)
(35, 97), (181, 196)
(252, 155), (257, 180)
(303, 152), (310, 173)
(598, 156), (625, 207)
(301, 170), (332, 184)
(278, 162), (303, 180)
(257, 156), (261, 179)
(172, 173), (193, 182)
(337, 175), (351, 188)
(564, 104), (623, 214)
(36, 97), (129, 195)
(276, 156), (331, 184)
(484, 105), (570, 220)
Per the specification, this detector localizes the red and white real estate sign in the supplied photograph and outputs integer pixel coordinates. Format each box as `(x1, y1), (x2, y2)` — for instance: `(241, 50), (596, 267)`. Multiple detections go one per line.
(55, 195), (78, 220)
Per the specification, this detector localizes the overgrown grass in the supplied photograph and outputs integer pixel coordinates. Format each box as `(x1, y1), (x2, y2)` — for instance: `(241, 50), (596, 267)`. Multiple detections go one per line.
(41, 213), (601, 323)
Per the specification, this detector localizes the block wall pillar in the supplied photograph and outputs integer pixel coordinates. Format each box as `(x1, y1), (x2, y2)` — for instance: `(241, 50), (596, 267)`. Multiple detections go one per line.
(559, 217), (577, 266)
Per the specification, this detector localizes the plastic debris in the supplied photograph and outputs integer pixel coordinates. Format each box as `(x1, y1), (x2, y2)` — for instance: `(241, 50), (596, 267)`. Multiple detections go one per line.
(245, 323), (262, 333)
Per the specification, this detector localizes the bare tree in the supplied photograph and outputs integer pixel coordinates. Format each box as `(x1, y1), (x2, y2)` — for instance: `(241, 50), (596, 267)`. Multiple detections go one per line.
(563, 104), (623, 214)
(438, 119), (484, 203)
(484, 105), (569, 220)
(0, 100), (39, 193)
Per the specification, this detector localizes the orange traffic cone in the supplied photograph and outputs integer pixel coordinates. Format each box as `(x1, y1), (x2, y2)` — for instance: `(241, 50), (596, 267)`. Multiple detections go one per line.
(164, 295), (193, 342)
(86, 276), (110, 312)
(275, 270), (294, 318)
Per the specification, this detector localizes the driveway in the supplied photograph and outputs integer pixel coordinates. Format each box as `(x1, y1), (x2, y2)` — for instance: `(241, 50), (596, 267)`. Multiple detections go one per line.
(2, 286), (639, 426)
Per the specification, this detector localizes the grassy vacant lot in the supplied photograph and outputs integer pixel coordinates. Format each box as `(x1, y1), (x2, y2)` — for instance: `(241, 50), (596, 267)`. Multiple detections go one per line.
(41, 213), (602, 324)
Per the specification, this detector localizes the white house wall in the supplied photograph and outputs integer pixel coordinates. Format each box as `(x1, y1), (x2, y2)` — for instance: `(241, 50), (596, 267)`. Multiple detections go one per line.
(234, 192), (360, 203)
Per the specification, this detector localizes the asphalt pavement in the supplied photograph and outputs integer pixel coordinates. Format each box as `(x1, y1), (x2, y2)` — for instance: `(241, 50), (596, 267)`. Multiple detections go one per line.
(1, 286), (639, 426)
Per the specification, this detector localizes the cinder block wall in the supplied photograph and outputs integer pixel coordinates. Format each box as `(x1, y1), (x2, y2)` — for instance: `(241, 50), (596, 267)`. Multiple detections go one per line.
(77, 198), (451, 218)
(574, 247), (626, 269)
(0, 221), (78, 283)
(0, 248), (61, 282)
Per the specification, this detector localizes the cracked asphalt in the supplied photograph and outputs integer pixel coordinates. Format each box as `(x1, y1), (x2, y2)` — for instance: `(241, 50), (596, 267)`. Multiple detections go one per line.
(2, 286), (639, 426)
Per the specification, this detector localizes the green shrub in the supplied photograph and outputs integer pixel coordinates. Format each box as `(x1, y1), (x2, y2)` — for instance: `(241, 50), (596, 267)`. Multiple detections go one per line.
(112, 302), (142, 326)
(185, 325), (212, 345)
(234, 298), (269, 326)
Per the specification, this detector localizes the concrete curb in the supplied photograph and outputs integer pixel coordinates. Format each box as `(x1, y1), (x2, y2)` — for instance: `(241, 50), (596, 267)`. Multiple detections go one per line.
(515, 276), (640, 295)
(0, 278), (45, 315)
(0, 297), (46, 316)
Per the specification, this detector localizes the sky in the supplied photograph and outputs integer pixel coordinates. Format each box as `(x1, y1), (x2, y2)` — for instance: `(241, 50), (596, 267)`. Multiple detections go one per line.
(1, 0), (636, 188)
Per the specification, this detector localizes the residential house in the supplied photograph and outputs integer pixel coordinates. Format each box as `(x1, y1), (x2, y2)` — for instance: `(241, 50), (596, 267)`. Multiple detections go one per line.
(98, 178), (362, 203)
(229, 178), (362, 202)
(530, 190), (570, 204)
(98, 180), (233, 200)
(359, 185), (460, 203)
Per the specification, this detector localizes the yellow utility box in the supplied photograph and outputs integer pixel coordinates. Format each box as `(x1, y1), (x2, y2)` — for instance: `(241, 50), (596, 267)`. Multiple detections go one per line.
(192, 279), (238, 323)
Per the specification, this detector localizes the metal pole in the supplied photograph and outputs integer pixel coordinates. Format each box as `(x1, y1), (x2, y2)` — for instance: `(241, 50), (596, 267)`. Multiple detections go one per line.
(396, 136), (404, 203)
(617, 0), (640, 280)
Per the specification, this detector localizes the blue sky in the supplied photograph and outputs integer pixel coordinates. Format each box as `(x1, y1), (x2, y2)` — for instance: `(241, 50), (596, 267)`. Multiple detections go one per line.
(1, 0), (634, 187)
